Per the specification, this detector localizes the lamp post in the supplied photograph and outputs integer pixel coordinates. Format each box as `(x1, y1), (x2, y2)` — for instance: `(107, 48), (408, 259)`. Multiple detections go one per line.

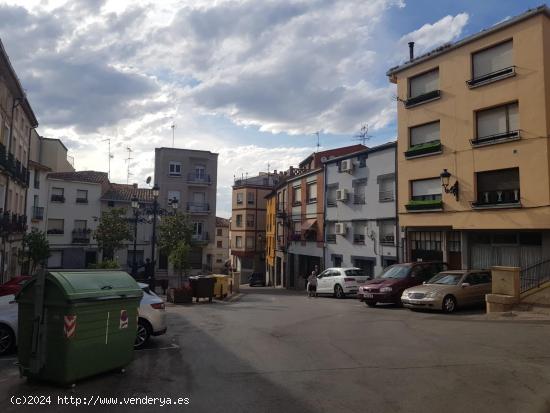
(131, 196), (139, 277)
(170, 197), (179, 214)
(440, 169), (459, 201)
(149, 184), (159, 290)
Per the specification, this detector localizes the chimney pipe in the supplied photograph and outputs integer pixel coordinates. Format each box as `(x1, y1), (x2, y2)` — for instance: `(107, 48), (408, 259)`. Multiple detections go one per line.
(408, 41), (415, 61)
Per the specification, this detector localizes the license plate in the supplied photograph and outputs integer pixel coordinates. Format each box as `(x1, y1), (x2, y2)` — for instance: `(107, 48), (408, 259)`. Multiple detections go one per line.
(365, 293), (374, 299)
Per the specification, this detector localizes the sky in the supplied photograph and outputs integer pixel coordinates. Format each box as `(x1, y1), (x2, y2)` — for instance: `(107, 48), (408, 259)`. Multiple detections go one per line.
(0, 0), (546, 217)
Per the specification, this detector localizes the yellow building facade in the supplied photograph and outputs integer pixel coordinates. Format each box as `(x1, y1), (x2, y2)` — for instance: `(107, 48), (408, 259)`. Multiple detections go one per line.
(387, 7), (550, 270)
(265, 191), (277, 285)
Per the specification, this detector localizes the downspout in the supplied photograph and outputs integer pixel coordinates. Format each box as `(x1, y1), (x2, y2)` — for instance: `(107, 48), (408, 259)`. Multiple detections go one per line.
(24, 126), (35, 222)
(322, 163), (327, 270)
(394, 143), (401, 262)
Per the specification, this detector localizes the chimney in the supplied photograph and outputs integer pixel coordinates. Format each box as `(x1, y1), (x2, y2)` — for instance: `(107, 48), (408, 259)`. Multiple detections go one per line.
(408, 41), (415, 61)
(132, 183), (138, 189)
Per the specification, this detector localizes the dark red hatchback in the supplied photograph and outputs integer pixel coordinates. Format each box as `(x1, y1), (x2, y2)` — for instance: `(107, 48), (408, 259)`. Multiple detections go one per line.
(0, 275), (31, 297)
(360, 262), (447, 307)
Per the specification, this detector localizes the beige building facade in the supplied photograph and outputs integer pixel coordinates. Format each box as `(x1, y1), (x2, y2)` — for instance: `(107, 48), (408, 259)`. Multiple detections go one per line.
(387, 6), (550, 270)
(203, 217), (230, 274)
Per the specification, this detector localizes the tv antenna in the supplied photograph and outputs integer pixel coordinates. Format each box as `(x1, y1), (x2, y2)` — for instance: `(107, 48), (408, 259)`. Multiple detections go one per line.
(171, 122), (176, 147)
(102, 138), (113, 179)
(125, 147), (133, 184)
(313, 131), (321, 153)
(354, 124), (372, 145)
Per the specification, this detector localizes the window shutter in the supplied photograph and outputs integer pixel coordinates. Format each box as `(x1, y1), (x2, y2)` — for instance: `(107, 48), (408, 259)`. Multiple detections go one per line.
(410, 122), (440, 146)
(409, 70), (439, 98)
(473, 41), (512, 78)
(412, 178), (441, 196)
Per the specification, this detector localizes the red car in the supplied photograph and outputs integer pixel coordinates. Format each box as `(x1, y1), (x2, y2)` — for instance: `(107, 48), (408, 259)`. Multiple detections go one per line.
(0, 276), (31, 297)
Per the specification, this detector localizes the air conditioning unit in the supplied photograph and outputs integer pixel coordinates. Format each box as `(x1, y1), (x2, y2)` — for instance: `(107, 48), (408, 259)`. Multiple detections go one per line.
(335, 223), (347, 235)
(340, 159), (353, 173)
(336, 188), (349, 201)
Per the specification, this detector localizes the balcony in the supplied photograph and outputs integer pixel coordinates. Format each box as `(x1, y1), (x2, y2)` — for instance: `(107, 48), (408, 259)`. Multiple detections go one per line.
(405, 140), (442, 158)
(472, 189), (521, 209)
(353, 194), (366, 205)
(326, 234), (336, 243)
(72, 228), (91, 244)
(187, 173), (211, 185)
(404, 90), (441, 109)
(0, 212), (27, 233)
(51, 194), (65, 203)
(470, 130), (520, 148)
(32, 206), (44, 221)
(353, 234), (365, 245)
(191, 232), (209, 245)
(76, 197), (88, 204)
(405, 196), (443, 212)
(187, 202), (210, 214)
(466, 66), (515, 88)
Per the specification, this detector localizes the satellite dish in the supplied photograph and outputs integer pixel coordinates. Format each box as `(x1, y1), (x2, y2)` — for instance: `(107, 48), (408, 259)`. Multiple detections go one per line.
(146, 176), (151, 184)
(321, 156), (327, 162)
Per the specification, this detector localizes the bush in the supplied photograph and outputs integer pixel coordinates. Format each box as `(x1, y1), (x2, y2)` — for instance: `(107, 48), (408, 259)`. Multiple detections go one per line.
(88, 260), (120, 269)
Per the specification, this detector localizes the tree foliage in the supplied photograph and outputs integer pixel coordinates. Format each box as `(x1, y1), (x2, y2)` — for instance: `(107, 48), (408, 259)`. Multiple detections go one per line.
(21, 229), (50, 274)
(94, 208), (132, 260)
(169, 241), (191, 278)
(157, 212), (193, 256)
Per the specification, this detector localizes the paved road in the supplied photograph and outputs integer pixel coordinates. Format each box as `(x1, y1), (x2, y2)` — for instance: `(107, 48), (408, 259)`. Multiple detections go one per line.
(1, 287), (550, 412)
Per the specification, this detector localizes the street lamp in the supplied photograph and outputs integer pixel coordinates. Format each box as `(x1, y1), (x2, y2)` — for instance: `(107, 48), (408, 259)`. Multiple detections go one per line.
(440, 169), (459, 201)
(170, 197), (179, 213)
(149, 184), (160, 291)
(131, 196), (139, 277)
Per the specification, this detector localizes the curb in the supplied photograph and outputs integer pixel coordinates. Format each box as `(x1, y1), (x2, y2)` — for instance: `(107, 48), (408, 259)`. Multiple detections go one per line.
(226, 293), (244, 303)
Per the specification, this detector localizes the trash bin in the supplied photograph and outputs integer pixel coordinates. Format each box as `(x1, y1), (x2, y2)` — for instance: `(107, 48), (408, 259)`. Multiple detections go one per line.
(189, 276), (215, 303)
(16, 270), (142, 385)
(212, 275), (230, 299)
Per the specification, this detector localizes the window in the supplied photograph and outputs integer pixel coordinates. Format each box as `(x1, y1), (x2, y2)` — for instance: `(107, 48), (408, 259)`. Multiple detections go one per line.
(353, 179), (367, 204)
(292, 221), (302, 240)
(159, 251), (168, 270)
(246, 214), (255, 227)
(327, 185), (338, 207)
(407, 121), (441, 156)
(108, 200), (115, 207)
(353, 259), (374, 278)
(33, 194), (38, 207)
(169, 162), (181, 176)
(127, 250), (145, 268)
(378, 174), (394, 202)
(332, 255), (343, 267)
(33, 171), (40, 189)
(236, 214), (243, 227)
(74, 220), (87, 230)
(292, 186), (301, 206)
(235, 236), (243, 248)
(353, 221), (366, 244)
(47, 251), (63, 268)
(217, 228), (222, 236)
(193, 222), (203, 235)
(194, 165), (206, 178)
(306, 182), (317, 203)
(326, 222), (336, 243)
(411, 178), (442, 201)
(379, 220), (395, 245)
(475, 103), (519, 142)
(474, 168), (520, 207)
(358, 154), (367, 168)
(247, 192), (254, 205)
(236, 192), (243, 204)
(51, 187), (65, 202)
(47, 218), (64, 234)
(246, 236), (254, 249)
(76, 189), (88, 203)
(216, 254), (223, 263)
(168, 190), (181, 204)
(407, 69), (439, 107)
(217, 240), (223, 248)
(470, 40), (513, 85)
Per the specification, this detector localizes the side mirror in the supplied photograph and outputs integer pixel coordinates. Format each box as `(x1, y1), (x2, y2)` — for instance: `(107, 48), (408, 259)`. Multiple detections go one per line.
(461, 283), (470, 288)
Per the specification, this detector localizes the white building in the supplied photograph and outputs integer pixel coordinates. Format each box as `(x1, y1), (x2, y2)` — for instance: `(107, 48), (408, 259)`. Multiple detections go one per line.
(324, 142), (398, 276)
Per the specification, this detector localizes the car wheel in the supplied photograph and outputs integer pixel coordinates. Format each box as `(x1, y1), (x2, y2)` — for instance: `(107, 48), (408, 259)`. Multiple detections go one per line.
(0, 324), (15, 355)
(135, 319), (151, 349)
(334, 285), (344, 299)
(365, 302), (376, 308)
(442, 295), (457, 313)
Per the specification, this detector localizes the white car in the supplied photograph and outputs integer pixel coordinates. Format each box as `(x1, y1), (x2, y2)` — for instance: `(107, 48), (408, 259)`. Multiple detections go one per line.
(135, 283), (167, 349)
(0, 295), (17, 356)
(315, 267), (370, 298)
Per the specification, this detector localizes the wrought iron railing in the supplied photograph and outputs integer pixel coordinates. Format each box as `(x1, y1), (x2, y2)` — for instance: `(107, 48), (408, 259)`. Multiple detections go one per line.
(72, 229), (91, 244)
(187, 173), (211, 184)
(473, 189), (520, 207)
(186, 202), (210, 213)
(520, 259), (550, 293)
(32, 206), (44, 220)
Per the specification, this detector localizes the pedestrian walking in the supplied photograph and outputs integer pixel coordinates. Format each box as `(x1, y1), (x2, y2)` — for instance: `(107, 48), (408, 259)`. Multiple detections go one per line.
(307, 271), (318, 297)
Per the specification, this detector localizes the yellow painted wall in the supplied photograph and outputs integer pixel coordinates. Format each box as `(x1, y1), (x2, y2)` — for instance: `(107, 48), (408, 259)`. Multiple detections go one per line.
(265, 193), (276, 267)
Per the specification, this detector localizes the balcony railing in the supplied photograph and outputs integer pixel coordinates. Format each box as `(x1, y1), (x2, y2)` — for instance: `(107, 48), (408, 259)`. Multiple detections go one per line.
(353, 194), (366, 205)
(405, 140), (442, 158)
(187, 173), (211, 185)
(186, 202), (210, 213)
(380, 235), (395, 245)
(326, 234), (336, 243)
(472, 189), (520, 208)
(72, 228), (91, 244)
(32, 206), (44, 221)
(0, 212), (27, 233)
(353, 234), (365, 244)
(51, 194), (65, 203)
(76, 197), (88, 204)
(404, 89), (441, 108)
(470, 130), (520, 147)
(191, 232), (210, 244)
(467, 66), (515, 88)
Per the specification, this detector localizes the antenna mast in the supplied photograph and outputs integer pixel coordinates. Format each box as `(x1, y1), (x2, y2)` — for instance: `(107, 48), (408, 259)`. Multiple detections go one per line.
(354, 124), (372, 145)
(171, 122), (176, 148)
(102, 138), (113, 179)
(125, 147), (133, 184)
(313, 131), (321, 153)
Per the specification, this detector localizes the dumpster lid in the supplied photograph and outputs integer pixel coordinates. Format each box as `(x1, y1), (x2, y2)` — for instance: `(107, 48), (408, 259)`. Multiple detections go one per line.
(46, 271), (142, 301)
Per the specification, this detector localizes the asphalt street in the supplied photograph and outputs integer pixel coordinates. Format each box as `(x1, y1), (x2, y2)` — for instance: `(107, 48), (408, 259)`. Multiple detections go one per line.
(1, 286), (550, 413)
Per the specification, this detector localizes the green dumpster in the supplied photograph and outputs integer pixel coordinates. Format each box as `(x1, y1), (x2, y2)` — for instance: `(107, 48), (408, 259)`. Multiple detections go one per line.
(16, 270), (142, 385)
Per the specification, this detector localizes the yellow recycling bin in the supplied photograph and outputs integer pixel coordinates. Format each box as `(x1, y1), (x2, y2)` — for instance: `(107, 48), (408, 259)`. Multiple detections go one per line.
(212, 275), (230, 299)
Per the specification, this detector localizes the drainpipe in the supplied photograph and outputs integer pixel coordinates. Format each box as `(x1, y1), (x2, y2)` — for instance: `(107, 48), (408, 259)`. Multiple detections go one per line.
(322, 164), (327, 270)
(24, 126), (35, 225)
(394, 143), (400, 262)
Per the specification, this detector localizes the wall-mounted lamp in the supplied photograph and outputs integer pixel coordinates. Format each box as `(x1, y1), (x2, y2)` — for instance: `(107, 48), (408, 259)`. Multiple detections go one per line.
(440, 169), (459, 201)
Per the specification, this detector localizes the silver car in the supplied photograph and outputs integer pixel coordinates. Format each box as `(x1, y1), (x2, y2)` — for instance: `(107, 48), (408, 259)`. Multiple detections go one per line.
(135, 283), (167, 349)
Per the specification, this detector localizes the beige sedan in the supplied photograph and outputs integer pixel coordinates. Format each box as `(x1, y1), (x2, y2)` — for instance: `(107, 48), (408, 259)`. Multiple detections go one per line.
(401, 270), (492, 313)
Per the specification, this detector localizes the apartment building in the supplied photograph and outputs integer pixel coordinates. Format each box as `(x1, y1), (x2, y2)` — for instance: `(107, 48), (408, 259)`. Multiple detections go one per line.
(154, 147), (218, 274)
(0, 39), (39, 282)
(324, 142), (398, 276)
(203, 217), (230, 273)
(386, 6), (550, 271)
(282, 145), (365, 289)
(231, 173), (279, 283)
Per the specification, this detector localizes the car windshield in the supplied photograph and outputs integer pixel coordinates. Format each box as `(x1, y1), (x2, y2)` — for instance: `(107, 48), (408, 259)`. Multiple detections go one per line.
(428, 273), (463, 285)
(345, 269), (363, 277)
(379, 265), (409, 279)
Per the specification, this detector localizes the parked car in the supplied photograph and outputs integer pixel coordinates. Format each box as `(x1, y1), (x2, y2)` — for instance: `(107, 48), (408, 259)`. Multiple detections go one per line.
(316, 267), (370, 298)
(360, 262), (447, 307)
(0, 276), (31, 297)
(248, 273), (266, 287)
(135, 283), (167, 349)
(401, 270), (492, 313)
(0, 294), (17, 355)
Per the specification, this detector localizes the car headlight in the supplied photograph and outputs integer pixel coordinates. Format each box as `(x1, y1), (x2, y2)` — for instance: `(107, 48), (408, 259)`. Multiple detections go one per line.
(380, 287), (392, 293)
(425, 291), (439, 298)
